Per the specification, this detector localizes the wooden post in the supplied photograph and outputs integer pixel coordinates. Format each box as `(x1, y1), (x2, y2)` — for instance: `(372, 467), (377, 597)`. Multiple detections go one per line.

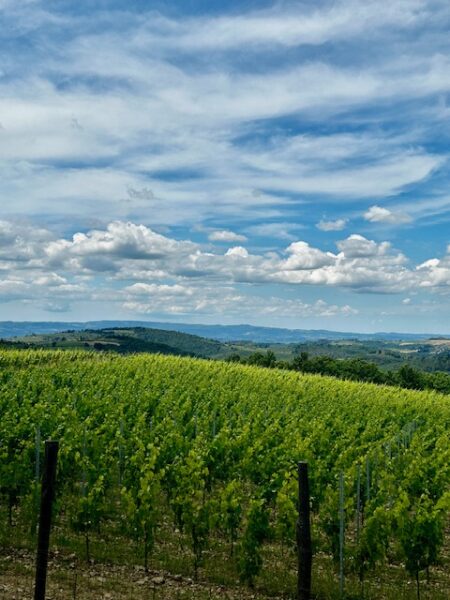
(34, 440), (59, 600)
(33, 426), (42, 535)
(297, 461), (312, 600)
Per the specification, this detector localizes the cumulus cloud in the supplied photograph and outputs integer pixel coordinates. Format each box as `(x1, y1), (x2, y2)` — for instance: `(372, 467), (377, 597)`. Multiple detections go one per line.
(417, 256), (450, 288)
(0, 229), (88, 310)
(225, 246), (250, 259)
(1, 220), (450, 313)
(0, 220), (52, 262)
(316, 219), (348, 231)
(45, 222), (196, 271)
(336, 234), (392, 258)
(283, 242), (336, 270)
(364, 205), (412, 224)
(270, 234), (414, 293)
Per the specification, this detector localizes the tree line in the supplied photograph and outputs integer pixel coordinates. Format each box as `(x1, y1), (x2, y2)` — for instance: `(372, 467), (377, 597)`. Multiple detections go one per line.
(226, 351), (450, 394)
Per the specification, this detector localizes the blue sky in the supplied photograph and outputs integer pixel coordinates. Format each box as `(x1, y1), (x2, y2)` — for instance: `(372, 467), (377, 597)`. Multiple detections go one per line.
(1, 0), (450, 332)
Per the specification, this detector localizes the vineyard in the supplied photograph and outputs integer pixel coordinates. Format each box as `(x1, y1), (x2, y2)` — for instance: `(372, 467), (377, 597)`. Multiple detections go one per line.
(0, 349), (449, 599)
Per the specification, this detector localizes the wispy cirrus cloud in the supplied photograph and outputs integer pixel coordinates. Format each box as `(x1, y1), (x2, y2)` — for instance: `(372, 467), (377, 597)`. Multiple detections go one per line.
(0, 1), (448, 227)
(135, 0), (427, 52)
(316, 219), (348, 232)
(1, 1), (450, 328)
(208, 230), (247, 243)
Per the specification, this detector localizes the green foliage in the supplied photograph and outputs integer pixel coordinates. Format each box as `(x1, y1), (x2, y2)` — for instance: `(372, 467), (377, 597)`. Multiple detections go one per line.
(320, 485), (341, 564)
(246, 350), (277, 368)
(13, 326), (450, 393)
(396, 365), (425, 390)
(237, 347), (450, 394)
(291, 353), (450, 393)
(238, 498), (270, 586)
(275, 474), (297, 550)
(16, 326), (225, 358)
(121, 439), (162, 570)
(215, 480), (243, 553)
(352, 506), (391, 582)
(393, 491), (450, 594)
(0, 349), (449, 591)
(170, 446), (210, 576)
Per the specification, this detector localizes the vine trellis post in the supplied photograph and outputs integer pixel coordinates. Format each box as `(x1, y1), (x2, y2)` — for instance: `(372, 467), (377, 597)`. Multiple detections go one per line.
(297, 461), (312, 600)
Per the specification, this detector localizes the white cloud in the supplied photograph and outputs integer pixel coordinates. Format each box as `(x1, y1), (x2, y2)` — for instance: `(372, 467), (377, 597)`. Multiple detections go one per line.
(245, 222), (301, 240)
(364, 205), (412, 224)
(2, 2), (450, 326)
(336, 234), (392, 258)
(1, 219), (450, 316)
(416, 255), (450, 287)
(0, 279), (30, 301)
(284, 241), (336, 270)
(181, 1), (423, 49)
(123, 281), (358, 319)
(316, 218), (348, 231)
(208, 230), (247, 243)
(45, 221), (196, 270)
(271, 234), (414, 293)
(0, 219), (52, 262)
(225, 246), (249, 259)
(125, 282), (195, 297)
(0, 2), (447, 229)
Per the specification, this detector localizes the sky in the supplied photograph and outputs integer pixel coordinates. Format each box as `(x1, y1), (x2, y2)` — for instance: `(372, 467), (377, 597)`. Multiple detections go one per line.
(1, 0), (450, 333)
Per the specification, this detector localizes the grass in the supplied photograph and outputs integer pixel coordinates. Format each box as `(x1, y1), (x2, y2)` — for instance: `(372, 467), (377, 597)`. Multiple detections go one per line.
(1, 503), (449, 600)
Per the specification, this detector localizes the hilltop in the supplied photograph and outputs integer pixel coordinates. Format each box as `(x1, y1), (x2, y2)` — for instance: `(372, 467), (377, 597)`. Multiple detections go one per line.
(3, 325), (450, 376)
(8, 327), (227, 358)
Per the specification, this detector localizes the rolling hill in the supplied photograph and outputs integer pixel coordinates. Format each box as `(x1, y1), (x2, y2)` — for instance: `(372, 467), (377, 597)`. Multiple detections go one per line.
(10, 327), (228, 358)
(1, 320), (449, 343)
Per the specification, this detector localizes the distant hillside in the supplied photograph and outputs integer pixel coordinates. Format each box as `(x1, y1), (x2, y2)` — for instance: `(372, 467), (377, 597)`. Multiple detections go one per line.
(15, 327), (228, 359)
(291, 338), (450, 373)
(5, 325), (450, 375)
(1, 320), (449, 343)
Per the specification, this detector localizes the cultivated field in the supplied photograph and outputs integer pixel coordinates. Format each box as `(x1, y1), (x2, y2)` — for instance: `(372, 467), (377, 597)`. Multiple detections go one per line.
(0, 350), (449, 599)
